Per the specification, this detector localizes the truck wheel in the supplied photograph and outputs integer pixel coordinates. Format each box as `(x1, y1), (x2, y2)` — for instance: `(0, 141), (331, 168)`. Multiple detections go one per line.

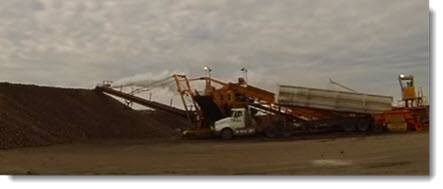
(220, 128), (234, 140)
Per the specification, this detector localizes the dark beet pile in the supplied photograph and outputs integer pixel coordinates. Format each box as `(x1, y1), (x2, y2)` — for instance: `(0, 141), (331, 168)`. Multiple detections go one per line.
(0, 82), (177, 149)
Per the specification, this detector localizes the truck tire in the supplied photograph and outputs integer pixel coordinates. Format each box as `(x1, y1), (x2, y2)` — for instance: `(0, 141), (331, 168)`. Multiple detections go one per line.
(220, 128), (234, 140)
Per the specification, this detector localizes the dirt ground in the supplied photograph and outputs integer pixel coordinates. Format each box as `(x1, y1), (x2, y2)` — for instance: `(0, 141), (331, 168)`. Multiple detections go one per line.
(0, 132), (429, 175)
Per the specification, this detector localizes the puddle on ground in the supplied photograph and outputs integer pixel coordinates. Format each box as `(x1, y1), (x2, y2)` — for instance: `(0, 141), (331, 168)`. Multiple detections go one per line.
(363, 161), (411, 169)
(311, 159), (353, 166)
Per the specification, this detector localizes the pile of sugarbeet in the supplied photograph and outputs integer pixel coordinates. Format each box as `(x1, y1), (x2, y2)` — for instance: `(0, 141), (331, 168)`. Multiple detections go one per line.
(0, 82), (180, 149)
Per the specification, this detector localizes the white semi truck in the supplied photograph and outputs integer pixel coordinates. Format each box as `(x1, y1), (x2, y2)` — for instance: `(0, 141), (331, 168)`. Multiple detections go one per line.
(212, 105), (299, 139)
(212, 108), (257, 139)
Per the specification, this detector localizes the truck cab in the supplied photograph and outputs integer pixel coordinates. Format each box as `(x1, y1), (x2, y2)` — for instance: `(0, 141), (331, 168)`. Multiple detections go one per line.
(213, 108), (255, 139)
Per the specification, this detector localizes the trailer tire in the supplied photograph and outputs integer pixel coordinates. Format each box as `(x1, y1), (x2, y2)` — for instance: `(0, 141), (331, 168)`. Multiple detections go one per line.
(343, 124), (356, 133)
(220, 128), (234, 140)
(264, 127), (277, 138)
(357, 120), (371, 132)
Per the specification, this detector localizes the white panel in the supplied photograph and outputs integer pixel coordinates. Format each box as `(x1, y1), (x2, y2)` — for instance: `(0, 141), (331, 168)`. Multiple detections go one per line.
(278, 85), (393, 113)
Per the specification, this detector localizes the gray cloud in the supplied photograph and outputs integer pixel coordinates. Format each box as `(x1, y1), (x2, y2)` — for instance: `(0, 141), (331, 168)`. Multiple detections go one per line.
(0, 0), (430, 105)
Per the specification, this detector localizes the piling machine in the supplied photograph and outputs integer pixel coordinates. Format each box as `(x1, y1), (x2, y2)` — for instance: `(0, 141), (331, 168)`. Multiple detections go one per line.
(95, 72), (428, 139)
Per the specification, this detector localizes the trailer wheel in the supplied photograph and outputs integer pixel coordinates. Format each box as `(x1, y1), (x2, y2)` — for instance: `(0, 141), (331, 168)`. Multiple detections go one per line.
(343, 124), (356, 133)
(264, 127), (277, 138)
(220, 128), (234, 140)
(357, 120), (371, 132)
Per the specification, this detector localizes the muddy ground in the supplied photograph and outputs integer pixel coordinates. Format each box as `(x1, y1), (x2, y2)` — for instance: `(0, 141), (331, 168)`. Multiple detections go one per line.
(0, 132), (429, 175)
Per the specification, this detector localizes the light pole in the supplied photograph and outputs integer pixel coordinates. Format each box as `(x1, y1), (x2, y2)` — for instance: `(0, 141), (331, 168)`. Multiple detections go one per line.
(204, 65), (212, 95)
(241, 67), (248, 83)
(204, 65), (212, 78)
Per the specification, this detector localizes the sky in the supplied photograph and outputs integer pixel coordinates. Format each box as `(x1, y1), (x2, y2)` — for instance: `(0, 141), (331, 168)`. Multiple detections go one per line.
(0, 0), (430, 106)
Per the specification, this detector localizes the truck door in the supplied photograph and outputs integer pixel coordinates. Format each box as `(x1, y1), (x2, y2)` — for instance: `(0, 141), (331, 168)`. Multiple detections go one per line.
(231, 110), (245, 129)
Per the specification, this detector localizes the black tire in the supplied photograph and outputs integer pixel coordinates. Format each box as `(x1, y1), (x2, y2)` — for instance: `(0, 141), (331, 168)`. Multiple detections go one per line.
(343, 124), (356, 133)
(282, 131), (292, 137)
(357, 120), (371, 132)
(264, 127), (277, 138)
(220, 128), (234, 140)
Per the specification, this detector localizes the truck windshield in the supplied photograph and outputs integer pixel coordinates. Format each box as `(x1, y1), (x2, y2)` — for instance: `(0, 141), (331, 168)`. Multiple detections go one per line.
(233, 111), (243, 118)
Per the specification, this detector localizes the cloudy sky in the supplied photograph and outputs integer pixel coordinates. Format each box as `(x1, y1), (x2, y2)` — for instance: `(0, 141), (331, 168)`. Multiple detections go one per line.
(0, 0), (429, 104)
